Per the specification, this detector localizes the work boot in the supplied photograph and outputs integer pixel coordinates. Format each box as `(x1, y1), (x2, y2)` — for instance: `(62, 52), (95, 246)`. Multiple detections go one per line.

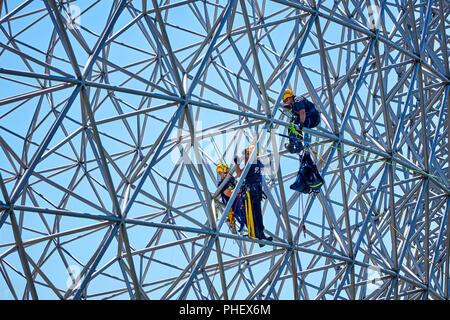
(257, 234), (273, 247)
(285, 140), (303, 154)
(285, 141), (295, 153)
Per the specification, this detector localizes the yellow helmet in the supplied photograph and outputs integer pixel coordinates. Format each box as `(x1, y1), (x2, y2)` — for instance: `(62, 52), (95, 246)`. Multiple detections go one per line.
(216, 163), (229, 173)
(282, 89), (294, 101)
(245, 144), (259, 156)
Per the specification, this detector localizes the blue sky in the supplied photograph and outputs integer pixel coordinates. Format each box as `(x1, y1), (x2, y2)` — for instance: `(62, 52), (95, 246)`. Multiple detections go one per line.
(0, 0), (424, 300)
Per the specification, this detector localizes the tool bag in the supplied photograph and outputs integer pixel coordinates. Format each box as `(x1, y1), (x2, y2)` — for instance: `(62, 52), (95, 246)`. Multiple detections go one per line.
(290, 151), (324, 194)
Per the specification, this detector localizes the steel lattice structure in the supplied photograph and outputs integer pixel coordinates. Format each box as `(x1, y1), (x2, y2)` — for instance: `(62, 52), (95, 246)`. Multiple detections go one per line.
(0, 0), (449, 300)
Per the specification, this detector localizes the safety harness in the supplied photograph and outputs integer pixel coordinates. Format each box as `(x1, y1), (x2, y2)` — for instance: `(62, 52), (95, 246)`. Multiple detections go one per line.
(280, 105), (304, 154)
(218, 175), (247, 234)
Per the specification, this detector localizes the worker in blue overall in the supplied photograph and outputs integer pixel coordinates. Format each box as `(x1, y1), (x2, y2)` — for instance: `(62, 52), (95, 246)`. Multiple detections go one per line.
(234, 145), (273, 246)
(282, 89), (320, 152)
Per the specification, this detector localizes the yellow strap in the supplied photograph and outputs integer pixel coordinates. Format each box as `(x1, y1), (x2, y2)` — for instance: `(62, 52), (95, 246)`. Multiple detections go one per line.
(289, 123), (299, 135)
(227, 208), (235, 223)
(309, 181), (323, 188)
(245, 191), (255, 238)
(289, 123), (303, 139)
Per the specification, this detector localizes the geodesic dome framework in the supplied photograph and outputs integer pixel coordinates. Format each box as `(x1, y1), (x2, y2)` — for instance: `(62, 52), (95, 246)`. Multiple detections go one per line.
(0, 0), (448, 300)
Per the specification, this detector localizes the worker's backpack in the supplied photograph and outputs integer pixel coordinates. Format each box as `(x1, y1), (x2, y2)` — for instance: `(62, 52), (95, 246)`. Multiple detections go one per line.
(290, 151), (324, 194)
